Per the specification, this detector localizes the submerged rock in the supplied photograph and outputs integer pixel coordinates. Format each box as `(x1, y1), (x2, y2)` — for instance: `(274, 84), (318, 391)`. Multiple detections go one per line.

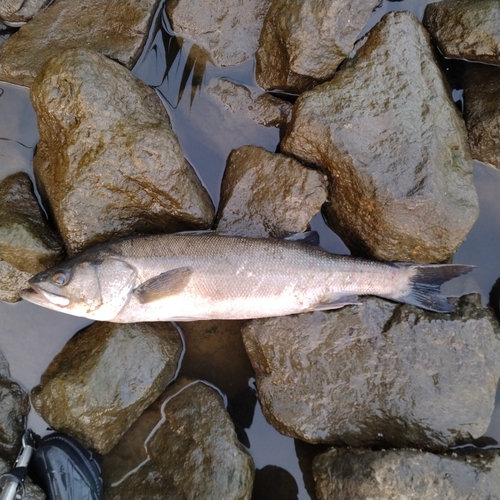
(31, 48), (214, 255)
(0, 0), (161, 86)
(31, 321), (183, 454)
(424, 0), (500, 66)
(216, 145), (327, 237)
(0, 172), (64, 275)
(242, 295), (500, 451)
(463, 64), (500, 169)
(313, 448), (500, 500)
(102, 378), (254, 500)
(166, 0), (272, 66)
(281, 11), (479, 263)
(255, 0), (379, 93)
(0, 0), (51, 26)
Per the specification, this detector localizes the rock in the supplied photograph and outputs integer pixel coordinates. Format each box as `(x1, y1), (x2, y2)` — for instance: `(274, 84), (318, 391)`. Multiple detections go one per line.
(216, 145), (327, 238)
(0, 0), (161, 86)
(242, 295), (500, 451)
(31, 321), (183, 454)
(0, 0), (52, 27)
(490, 277), (500, 322)
(0, 456), (45, 499)
(424, 0), (500, 66)
(0, 376), (30, 462)
(31, 48), (214, 256)
(0, 259), (32, 303)
(463, 64), (500, 169)
(102, 378), (254, 500)
(0, 172), (64, 274)
(252, 466), (299, 500)
(207, 78), (292, 128)
(281, 11), (479, 263)
(255, 0), (379, 93)
(166, 0), (272, 66)
(313, 448), (500, 500)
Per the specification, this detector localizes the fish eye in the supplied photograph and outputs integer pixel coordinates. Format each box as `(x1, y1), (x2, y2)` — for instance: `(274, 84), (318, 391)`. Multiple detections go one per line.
(52, 271), (69, 286)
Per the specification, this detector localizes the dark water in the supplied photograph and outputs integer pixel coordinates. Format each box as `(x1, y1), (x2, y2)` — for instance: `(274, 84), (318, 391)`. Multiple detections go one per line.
(0, 0), (499, 498)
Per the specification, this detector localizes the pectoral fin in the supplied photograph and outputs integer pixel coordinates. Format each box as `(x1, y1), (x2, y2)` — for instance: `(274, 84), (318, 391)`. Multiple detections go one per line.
(133, 267), (193, 304)
(311, 295), (360, 311)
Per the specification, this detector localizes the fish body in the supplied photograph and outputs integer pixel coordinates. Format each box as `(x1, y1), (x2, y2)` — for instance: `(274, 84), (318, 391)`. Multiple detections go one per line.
(20, 232), (473, 322)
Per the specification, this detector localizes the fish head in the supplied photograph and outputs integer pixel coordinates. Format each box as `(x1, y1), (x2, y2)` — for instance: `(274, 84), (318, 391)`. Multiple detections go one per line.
(20, 253), (138, 321)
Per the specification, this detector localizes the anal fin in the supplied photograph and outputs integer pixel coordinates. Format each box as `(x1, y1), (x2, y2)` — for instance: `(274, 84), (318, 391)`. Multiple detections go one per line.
(133, 267), (192, 304)
(310, 295), (360, 312)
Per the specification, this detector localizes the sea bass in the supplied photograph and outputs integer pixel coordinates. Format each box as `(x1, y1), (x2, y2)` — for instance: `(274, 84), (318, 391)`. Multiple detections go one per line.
(20, 231), (473, 322)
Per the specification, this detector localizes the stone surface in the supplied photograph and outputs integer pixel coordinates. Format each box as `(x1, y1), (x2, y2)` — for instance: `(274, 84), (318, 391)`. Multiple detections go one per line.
(0, 172), (64, 274)
(31, 48), (214, 255)
(242, 295), (500, 451)
(0, 0), (52, 26)
(0, 0), (161, 86)
(207, 78), (292, 128)
(0, 456), (45, 499)
(216, 145), (327, 238)
(424, 0), (500, 66)
(313, 448), (500, 500)
(0, 376), (30, 462)
(0, 259), (32, 303)
(166, 0), (272, 66)
(463, 64), (500, 169)
(31, 321), (183, 454)
(255, 0), (379, 93)
(102, 378), (254, 500)
(281, 11), (479, 263)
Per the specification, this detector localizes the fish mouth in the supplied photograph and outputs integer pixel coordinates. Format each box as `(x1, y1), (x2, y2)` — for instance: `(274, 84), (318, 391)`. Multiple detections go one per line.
(20, 285), (71, 308)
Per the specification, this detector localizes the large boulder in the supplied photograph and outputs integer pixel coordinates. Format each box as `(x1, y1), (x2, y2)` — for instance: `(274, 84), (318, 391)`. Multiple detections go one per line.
(242, 295), (500, 451)
(31, 48), (214, 255)
(281, 12), (479, 262)
(0, 0), (51, 26)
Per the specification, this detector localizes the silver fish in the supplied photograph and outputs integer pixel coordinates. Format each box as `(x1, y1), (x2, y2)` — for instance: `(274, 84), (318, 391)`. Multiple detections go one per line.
(20, 231), (473, 322)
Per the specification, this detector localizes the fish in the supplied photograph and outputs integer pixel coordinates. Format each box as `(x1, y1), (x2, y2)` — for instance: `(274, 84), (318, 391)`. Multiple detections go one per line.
(19, 231), (473, 322)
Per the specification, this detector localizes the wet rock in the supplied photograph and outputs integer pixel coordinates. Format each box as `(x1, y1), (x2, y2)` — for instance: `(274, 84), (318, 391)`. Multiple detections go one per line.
(0, 259), (32, 303)
(102, 378), (254, 500)
(0, 0), (52, 26)
(313, 448), (500, 500)
(0, 172), (64, 275)
(0, 370), (30, 462)
(463, 64), (500, 169)
(424, 0), (500, 66)
(0, 0), (161, 86)
(31, 48), (214, 255)
(281, 12), (479, 263)
(207, 78), (292, 128)
(216, 145), (327, 238)
(166, 0), (272, 66)
(0, 456), (45, 499)
(242, 295), (500, 451)
(252, 465), (299, 500)
(255, 0), (379, 93)
(31, 321), (183, 454)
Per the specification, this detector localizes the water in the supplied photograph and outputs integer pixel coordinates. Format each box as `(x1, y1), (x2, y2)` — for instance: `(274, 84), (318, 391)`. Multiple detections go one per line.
(0, 0), (499, 498)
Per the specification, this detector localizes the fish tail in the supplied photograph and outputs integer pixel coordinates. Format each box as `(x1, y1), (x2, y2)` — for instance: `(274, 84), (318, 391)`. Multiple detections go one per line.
(397, 264), (475, 313)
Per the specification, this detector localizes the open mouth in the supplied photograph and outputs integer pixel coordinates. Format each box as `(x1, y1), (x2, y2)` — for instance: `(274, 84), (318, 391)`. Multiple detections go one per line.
(20, 285), (70, 307)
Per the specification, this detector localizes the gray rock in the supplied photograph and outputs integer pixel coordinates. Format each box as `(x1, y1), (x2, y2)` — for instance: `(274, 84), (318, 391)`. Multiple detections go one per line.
(313, 448), (500, 500)
(424, 0), (500, 66)
(0, 376), (30, 462)
(102, 378), (254, 500)
(0, 259), (32, 303)
(166, 0), (272, 66)
(0, 172), (64, 274)
(31, 321), (183, 454)
(0, 0), (52, 26)
(0, 456), (45, 499)
(242, 295), (500, 451)
(463, 64), (500, 169)
(255, 0), (379, 93)
(207, 78), (292, 128)
(216, 145), (327, 238)
(0, 0), (161, 86)
(281, 11), (479, 263)
(31, 48), (214, 256)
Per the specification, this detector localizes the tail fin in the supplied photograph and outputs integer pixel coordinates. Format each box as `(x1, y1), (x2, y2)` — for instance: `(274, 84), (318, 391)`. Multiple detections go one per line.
(397, 264), (474, 313)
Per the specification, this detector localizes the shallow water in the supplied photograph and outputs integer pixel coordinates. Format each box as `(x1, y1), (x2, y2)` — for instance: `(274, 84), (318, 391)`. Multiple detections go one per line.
(0, 0), (499, 498)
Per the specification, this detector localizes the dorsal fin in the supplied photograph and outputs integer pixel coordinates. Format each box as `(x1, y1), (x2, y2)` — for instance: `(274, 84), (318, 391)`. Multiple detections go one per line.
(283, 231), (320, 246)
